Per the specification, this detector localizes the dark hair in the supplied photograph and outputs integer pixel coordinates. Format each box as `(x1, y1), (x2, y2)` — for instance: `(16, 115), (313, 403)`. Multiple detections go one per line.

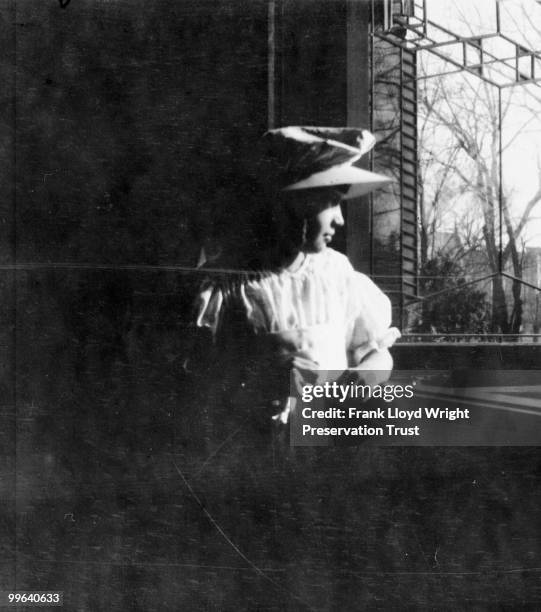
(281, 187), (344, 219)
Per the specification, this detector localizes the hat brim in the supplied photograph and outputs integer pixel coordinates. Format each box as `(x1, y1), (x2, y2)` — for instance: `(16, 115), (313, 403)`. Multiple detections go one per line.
(283, 165), (394, 199)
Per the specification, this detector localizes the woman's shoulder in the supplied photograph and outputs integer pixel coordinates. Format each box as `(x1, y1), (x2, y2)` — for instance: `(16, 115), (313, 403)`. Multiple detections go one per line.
(349, 268), (390, 305)
(195, 268), (253, 332)
(313, 247), (354, 276)
(308, 249), (389, 299)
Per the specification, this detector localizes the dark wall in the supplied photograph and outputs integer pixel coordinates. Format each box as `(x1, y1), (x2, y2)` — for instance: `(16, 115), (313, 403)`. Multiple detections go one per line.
(2, 0), (272, 594)
(11, 0), (268, 266)
(279, 0), (348, 127)
(1, 0), (271, 415)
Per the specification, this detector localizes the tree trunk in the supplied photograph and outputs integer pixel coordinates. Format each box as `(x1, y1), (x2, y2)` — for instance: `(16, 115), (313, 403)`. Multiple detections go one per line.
(492, 275), (509, 334)
(510, 277), (523, 335)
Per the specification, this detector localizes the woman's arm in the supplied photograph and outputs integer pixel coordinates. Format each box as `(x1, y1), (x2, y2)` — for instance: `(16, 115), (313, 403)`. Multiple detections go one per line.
(349, 347), (393, 387)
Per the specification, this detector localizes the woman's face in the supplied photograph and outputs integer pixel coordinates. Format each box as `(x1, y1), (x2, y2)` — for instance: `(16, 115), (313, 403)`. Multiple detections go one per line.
(274, 188), (346, 258)
(304, 203), (345, 252)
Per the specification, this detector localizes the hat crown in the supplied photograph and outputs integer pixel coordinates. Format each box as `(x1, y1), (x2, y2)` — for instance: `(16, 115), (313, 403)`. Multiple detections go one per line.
(262, 126), (376, 189)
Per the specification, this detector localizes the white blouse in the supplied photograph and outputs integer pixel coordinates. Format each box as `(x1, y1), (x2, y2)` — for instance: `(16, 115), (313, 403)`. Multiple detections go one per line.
(196, 248), (400, 371)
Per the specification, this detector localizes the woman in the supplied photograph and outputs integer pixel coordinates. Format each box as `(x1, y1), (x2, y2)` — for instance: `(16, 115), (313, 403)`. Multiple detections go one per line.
(196, 126), (400, 424)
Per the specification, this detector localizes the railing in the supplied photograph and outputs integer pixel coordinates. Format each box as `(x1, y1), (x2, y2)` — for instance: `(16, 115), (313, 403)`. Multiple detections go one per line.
(398, 333), (541, 344)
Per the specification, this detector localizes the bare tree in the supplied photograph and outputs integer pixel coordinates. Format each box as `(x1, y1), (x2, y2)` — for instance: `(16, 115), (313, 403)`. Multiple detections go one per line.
(417, 42), (541, 334)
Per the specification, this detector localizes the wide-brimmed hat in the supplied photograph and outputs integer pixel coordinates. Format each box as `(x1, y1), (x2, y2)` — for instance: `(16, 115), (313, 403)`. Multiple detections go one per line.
(262, 126), (393, 199)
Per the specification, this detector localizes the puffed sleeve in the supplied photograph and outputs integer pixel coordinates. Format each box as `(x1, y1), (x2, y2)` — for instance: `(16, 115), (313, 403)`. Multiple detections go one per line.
(346, 272), (401, 366)
(195, 282), (225, 338)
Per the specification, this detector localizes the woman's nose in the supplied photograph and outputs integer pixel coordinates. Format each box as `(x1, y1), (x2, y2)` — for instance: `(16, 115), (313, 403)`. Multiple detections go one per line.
(333, 205), (345, 226)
